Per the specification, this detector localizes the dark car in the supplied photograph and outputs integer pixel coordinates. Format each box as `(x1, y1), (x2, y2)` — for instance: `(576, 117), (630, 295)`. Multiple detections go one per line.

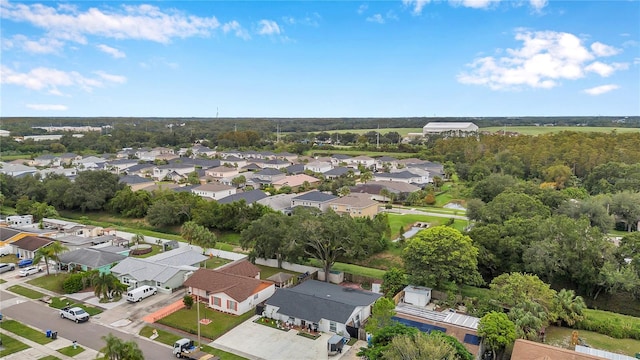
(17, 258), (33, 268)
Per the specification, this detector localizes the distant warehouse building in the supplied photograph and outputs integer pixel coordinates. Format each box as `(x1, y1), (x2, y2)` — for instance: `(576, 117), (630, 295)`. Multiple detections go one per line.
(422, 122), (478, 137)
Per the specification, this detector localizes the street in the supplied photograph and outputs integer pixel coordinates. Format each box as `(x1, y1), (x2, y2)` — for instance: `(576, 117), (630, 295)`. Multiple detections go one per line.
(1, 299), (172, 359)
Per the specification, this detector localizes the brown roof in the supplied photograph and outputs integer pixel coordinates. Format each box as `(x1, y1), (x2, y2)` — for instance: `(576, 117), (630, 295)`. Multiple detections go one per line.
(11, 236), (53, 251)
(511, 339), (606, 360)
(328, 193), (378, 209)
(218, 259), (261, 278)
(183, 268), (272, 302)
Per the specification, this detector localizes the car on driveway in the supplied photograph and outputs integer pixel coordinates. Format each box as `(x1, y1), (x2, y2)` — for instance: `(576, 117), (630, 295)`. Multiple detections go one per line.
(19, 266), (42, 277)
(0, 263), (16, 274)
(17, 258), (33, 268)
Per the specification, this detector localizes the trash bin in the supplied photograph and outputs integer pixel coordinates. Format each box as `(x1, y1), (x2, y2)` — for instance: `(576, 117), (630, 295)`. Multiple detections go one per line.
(51, 331), (57, 340)
(46, 330), (52, 338)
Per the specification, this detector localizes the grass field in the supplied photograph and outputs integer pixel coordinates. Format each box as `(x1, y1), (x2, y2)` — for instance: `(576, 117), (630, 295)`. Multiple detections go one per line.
(313, 128), (423, 136)
(57, 345), (85, 357)
(0, 333), (30, 357)
(1, 320), (53, 345)
(27, 273), (70, 293)
(387, 213), (468, 238)
(545, 326), (640, 356)
(7, 285), (45, 299)
(481, 126), (640, 135)
(157, 306), (254, 341)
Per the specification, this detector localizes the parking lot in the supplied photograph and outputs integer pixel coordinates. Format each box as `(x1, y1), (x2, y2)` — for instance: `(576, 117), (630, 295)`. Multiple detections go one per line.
(211, 315), (358, 360)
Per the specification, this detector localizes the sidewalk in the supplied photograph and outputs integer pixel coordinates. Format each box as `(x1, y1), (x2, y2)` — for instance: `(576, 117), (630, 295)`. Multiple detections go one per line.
(0, 325), (100, 360)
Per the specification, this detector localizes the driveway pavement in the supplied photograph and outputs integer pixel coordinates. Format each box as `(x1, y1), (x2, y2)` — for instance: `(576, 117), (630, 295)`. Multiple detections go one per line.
(212, 315), (356, 360)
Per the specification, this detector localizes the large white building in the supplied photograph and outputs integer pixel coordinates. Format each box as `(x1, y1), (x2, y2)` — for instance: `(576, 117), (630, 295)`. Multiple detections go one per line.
(422, 122), (479, 137)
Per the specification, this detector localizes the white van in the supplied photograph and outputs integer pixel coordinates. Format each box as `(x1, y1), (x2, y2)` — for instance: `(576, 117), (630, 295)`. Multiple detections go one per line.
(0, 246), (12, 257)
(126, 285), (157, 302)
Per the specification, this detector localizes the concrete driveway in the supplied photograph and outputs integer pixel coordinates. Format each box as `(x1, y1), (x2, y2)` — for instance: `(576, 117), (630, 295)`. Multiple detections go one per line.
(211, 315), (355, 360)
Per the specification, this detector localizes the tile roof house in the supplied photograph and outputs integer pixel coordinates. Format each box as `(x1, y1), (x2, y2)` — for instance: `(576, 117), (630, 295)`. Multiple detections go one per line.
(184, 268), (275, 315)
(119, 175), (155, 191)
(216, 259), (261, 279)
(291, 191), (338, 211)
(327, 193), (380, 218)
(265, 280), (382, 335)
(58, 248), (126, 274)
(205, 165), (240, 179)
(11, 236), (53, 260)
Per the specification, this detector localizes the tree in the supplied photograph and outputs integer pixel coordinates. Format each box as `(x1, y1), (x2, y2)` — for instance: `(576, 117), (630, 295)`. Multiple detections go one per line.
(471, 174), (517, 203)
(357, 323), (418, 360)
(610, 191), (640, 232)
(131, 233), (144, 246)
(181, 221), (216, 250)
(92, 273), (126, 301)
(63, 170), (123, 212)
(477, 312), (516, 360)
(98, 333), (144, 360)
(543, 164), (573, 189)
(402, 226), (482, 290)
(240, 212), (295, 268)
(382, 332), (457, 360)
(489, 273), (557, 313)
(360, 171), (373, 184)
(365, 297), (396, 334)
(509, 300), (549, 340)
(381, 268), (407, 298)
(231, 175), (246, 188)
(554, 289), (586, 326)
(337, 186), (351, 197)
(183, 295), (194, 309)
(33, 241), (68, 276)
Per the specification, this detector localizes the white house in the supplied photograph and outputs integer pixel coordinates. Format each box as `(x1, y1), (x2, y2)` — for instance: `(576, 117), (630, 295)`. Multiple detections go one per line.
(265, 280), (382, 335)
(348, 156), (376, 170)
(373, 170), (426, 184)
(304, 161), (332, 174)
(184, 268), (275, 315)
(422, 122), (478, 137)
(192, 183), (236, 200)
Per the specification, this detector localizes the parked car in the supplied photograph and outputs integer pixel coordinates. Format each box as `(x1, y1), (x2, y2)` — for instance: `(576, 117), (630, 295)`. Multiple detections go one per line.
(0, 263), (16, 274)
(59, 306), (90, 323)
(19, 266), (42, 277)
(0, 246), (12, 256)
(17, 258), (33, 268)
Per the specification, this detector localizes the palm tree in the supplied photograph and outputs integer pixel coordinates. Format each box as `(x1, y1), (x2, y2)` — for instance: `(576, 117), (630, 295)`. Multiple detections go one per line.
(360, 171), (373, 184)
(33, 241), (68, 276)
(92, 273), (126, 301)
(509, 300), (549, 340)
(99, 333), (143, 360)
(554, 289), (586, 326)
(131, 233), (144, 246)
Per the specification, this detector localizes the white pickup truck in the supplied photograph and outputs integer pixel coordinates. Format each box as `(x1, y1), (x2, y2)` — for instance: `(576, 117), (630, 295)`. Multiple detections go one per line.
(59, 306), (90, 323)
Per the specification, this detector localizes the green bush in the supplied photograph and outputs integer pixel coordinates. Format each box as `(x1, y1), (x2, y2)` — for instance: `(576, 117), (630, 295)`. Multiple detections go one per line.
(62, 273), (85, 293)
(573, 316), (640, 340)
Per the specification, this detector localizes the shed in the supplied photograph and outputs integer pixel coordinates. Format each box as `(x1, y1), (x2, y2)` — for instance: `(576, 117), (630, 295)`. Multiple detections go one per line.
(266, 272), (294, 288)
(403, 285), (432, 307)
(328, 334), (345, 356)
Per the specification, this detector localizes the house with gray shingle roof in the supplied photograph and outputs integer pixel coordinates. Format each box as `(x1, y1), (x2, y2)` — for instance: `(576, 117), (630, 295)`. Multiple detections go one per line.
(291, 191), (337, 211)
(58, 248), (126, 274)
(265, 280), (381, 335)
(110, 255), (200, 291)
(217, 190), (268, 205)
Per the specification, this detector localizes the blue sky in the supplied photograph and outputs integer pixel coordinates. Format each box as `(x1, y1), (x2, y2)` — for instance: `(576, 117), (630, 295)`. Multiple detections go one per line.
(1, 0), (639, 118)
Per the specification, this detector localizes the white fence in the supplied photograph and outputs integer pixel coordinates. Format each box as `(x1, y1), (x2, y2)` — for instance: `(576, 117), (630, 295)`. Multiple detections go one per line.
(254, 258), (319, 274)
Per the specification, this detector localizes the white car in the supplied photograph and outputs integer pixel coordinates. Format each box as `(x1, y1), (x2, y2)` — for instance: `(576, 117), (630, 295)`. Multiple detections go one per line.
(19, 266), (42, 277)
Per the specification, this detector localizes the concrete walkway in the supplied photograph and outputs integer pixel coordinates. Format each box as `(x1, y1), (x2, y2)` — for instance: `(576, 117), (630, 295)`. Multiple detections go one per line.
(0, 323), (100, 360)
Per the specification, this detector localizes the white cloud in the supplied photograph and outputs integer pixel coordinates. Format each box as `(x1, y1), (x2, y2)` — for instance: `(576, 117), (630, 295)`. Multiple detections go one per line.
(94, 71), (127, 84)
(386, 10), (399, 21)
(622, 40), (639, 48)
(583, 84), (619, 95)
(449, 0), (498, 9)
(3, 35), (64, 54)
(26, 104), (68, 111)
(0, 65), (123, 94)
(257, 20), (281, 35)
(634, 57), (640, 65)
(357, 4), (368, 14)
(366, 14), (385, 24)
(222, 21), (250, 40)
(591, 42), (620, 57)
(457, 30), (628, 90)
(529, 0), (548, 11)
(96, 44), (126, 58)
(402, 0), (431, 15)
(0, 1), (221, 44)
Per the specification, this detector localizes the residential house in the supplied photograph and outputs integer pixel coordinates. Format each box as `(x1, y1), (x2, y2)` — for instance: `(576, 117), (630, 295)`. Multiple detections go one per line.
(323, 167), (355, 180)
(304, 161), (332, 174)
(0, 162), (38, 177)
(5, 215), (34, 227)
(191, 145), (217, 158)
(205, 165), (240, 180)
(192, 183), (236, 200)
(216, 259), (261, 279)
(273, 174), (320, 192)
(33, 154), (58, 167)
(58, 248), (126, 274)
(106, 159), (140, 174)
(348, 156), (376, 170)
(38, 167), (78, 178)
(276, 152), (298, 163)
(152, 164), (195, 181)
(119, 175), (155, 192)
(285, 164), (305, 175)
(291, 191), (338, 211)
(327, 193), (379, 218)
(0, 227), (37, 247)
(256, 159), (290, 170)
(375, 156), (399, 171)
(265, 280), (382, 335)
(373, 170), (426, 185)
(330, 154), (352, 166)
(255, 168), (286, 186)
(184, 268), (275, 315)
(73, 156), (107, 170)
(217, 190), (268, 205)
(123, 163), (155, 178)
(351, 181), (421, 202)
(256, 193), (299, 213)
(11, 236), (53, 260)
(58, 153), (79, 165)
(221, 156), (247, 169)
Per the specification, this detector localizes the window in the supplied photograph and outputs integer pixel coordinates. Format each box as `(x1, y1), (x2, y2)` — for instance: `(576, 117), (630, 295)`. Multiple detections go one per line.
(227, 300), (237, 311)
(122, 277), (130, 285)
(254, 294), (259, 300)
(330, 321), (337, 332)
(156, 281), (162, 287)
(213, 297), (221, 306)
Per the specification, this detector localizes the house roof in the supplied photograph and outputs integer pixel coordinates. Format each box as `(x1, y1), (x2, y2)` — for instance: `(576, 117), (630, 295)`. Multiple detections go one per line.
(273, 174), (320, 187)
(328, 193), (378, 209)
(366, 181), (421, 193)
(376, 156), (398, 162)
(256, 193), (299, 211)
(218, 259), (261, 278)
(209, 165), (238, 173)
(423, 122), (478, 130)
(292, 191), (337, 203)
(323, 167), (351, 176)
(183, 268), (273, 302)
(147, 247), (208, 267)
(58, 248), (126, 268)
(266, 272), (293, 283)
(119, 175), (154, 185)
(351, 155), (374, 161)
(217, 190), (268, 205)
(511, 339), (607, 360)
(193, 183), (235, 192)
(266, 280), (381, 324)
(330, 154), (352, 160)
(11, 236), (53, 251)
(256, 168), (283, 176)
(0, 227), (23, 241)
(374, 170), (420, 179)
(285, 164), (305, 174)
(111, 257), (196, 283)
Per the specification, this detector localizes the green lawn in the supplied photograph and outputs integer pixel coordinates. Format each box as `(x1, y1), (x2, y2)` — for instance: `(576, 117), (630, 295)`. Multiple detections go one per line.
(7, 285), (46, 299)
(27, 273), (70, 293)
(218, 232), (241, 245)
(0, 254), (18, 263)
(545, 326), (640, 356)
(57, 345), (85, 357)
(140, 326), (246, 359)
(0, 279), (6, 284)
(201, 256), (232, 270)
(305, 259), (386, 279)
(583, 309), (640, 334)
(459, 285), (492, 301)
(48, 296), (103, 316)
(1, 320), (53, 345)
(157, 306), (254, 340)
(310, 127), (423, 137)
(480, 126), (640, 136)
(130, 244), (163, 258)
(38, 356), (62, 360)
(387, 213), (469, 238)
(256, 264), (300, 280)
(0, 333), (30, 357)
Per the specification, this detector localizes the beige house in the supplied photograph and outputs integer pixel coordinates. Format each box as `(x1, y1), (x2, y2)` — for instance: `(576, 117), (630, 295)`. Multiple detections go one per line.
(205, 165), (240, 179)
(327, 193), (380, 218)
(192, 183), (236, 200)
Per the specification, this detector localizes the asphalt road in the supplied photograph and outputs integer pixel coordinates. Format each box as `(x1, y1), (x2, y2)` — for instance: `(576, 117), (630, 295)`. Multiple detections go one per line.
(2, 300), (172, 359)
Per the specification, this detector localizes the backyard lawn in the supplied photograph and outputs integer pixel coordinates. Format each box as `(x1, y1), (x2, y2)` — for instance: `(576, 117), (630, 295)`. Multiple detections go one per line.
(387, 213), (468, 238)
(545, 326), (640, 356)
(256, 264), (300, 280)
(157, 305), (254, 340)
(27, 273), (70, 293)
(202, 256), (232, 270)
(0, 333), (29, 357)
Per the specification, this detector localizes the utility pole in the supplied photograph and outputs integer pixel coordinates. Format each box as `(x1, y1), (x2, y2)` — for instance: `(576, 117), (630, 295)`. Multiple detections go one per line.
(376, 124), (380, 149)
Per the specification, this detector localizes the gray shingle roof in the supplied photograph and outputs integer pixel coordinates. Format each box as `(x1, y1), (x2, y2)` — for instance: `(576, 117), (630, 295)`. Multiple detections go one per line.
(110, 257), (196, 283)
(292, 191), (337, 202)
(58, 248), (126, 268)
(147, 248), (208, 267)
(256, 168), (283, 176)
(218, 190), (268, 205)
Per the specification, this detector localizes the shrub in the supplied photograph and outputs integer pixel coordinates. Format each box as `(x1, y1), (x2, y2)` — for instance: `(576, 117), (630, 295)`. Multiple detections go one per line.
(62, 273), (85, 293)
(183, 295), (194, 309)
